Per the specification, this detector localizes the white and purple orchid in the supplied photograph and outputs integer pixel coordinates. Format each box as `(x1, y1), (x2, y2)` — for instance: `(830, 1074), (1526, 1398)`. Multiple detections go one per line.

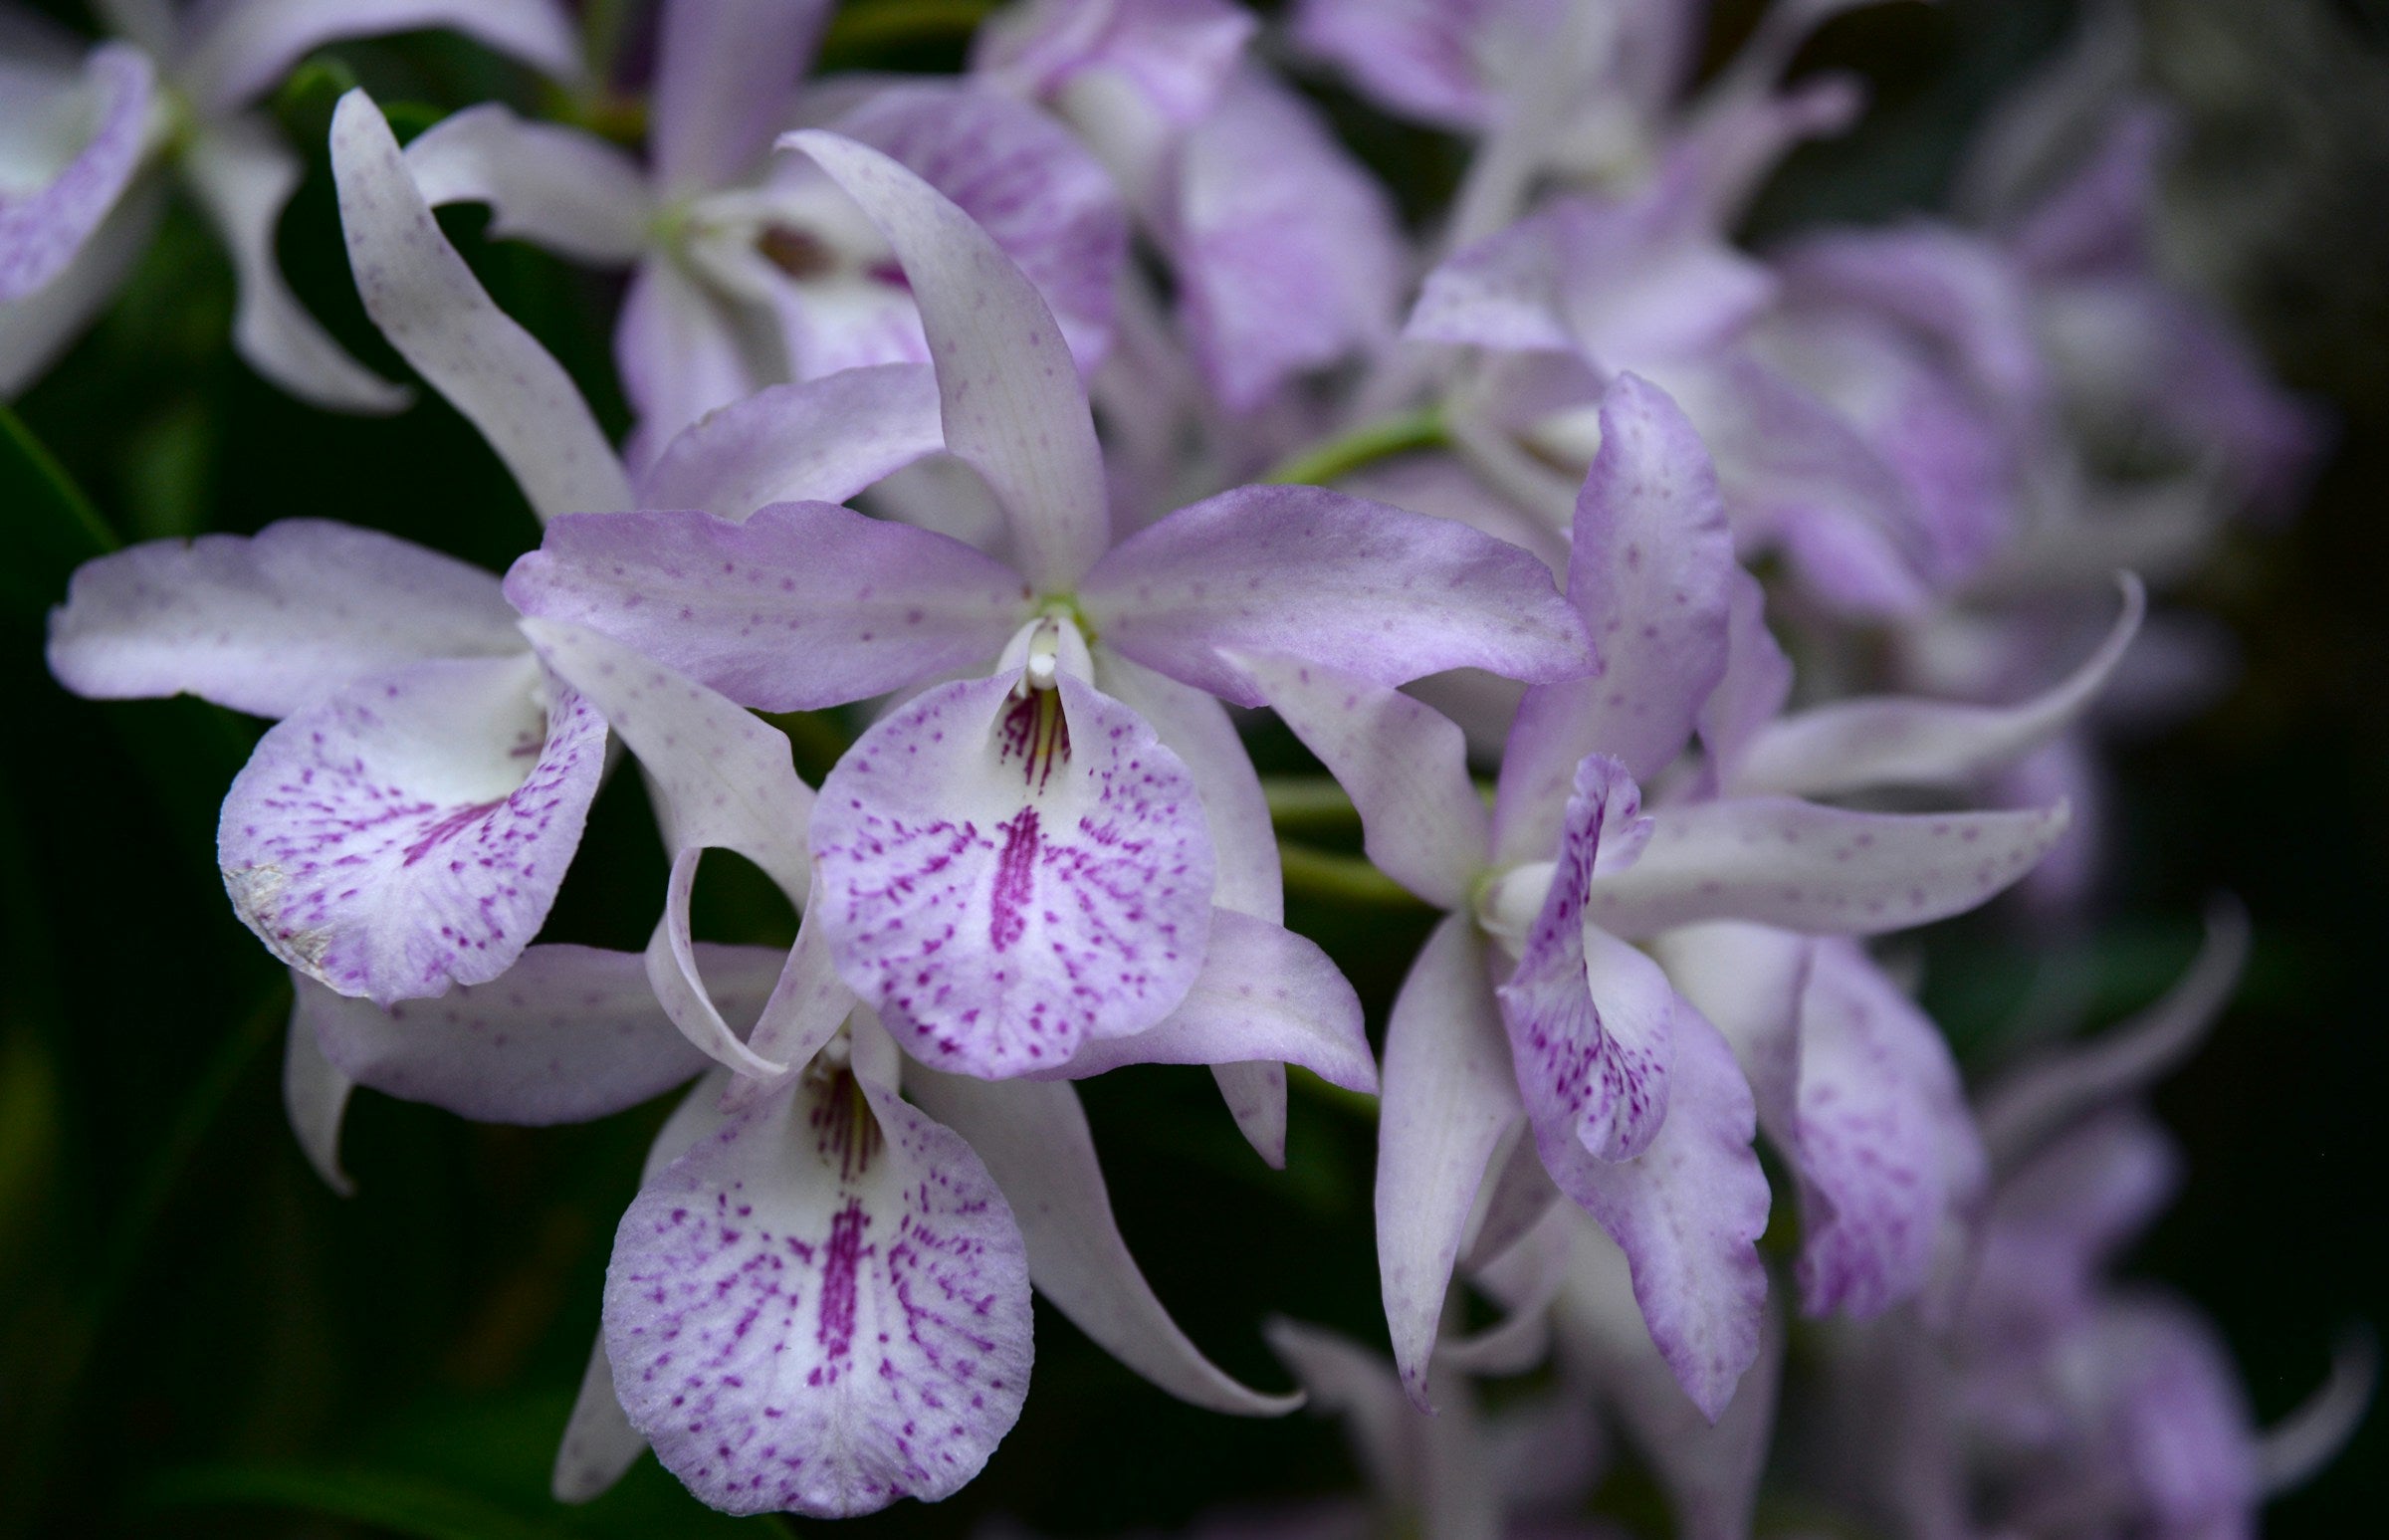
(0, 0), (581, 405)
(400, 0), (1127, 464)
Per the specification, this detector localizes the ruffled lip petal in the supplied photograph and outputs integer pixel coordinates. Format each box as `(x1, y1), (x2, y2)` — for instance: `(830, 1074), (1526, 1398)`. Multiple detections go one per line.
(604, 1056), (1032, 1517)
(1495, 755), (1671, 1165)
(810, 671), (1216, 1078)
(217, 653), (606, 1004)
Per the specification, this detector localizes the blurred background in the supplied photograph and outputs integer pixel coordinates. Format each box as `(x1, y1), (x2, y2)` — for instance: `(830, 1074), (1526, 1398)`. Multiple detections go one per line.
(3, 0), (2383, 1534)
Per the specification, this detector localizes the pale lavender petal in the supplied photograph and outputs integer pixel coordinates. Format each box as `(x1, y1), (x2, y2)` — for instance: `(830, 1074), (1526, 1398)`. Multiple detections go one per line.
(1677, 69), (1864, 226)
(282, 1003), (355, 1196)
(1583, 796), (2073, 941)
(1497, 763), (1671, 1165)
(975, 0), (1254, 129)
(649, 0), (828, 192)
(1083, 483), (1592, 708)
(810, 671), (1215, 1078)
(1403, 205), (1574, 353)
(520, 618), (817, 1080)
(1288, 0), (1501, 130)
(780, 129), (1110, 590)
(604, 1054), (1032, 1516)
(1730, 574), (2145, 797)
(1089, 650), (1278, 920)
(0, 42), (150, 305)
(507, 503), (1031, 712)
(331, 91), (635, 521)
(1785, 939), (1985, 1318)
(836, 80), (1127, 377)
(1692, 566), (1792, 790)
(614, 256), (765, 473)
(1532, 1002), (1770, 1422)
(403, 104), (652, 264)
(182, 119), (412, 412)
(634, 363), (946, 518)
(1169, 68), (1404, 413)
(0, 172), (161, 397)
(1375, 913), (1525, 1409)
(1546, 1211), (1783, 1540)
(176, 0), (583, 114)
(552, 1336), (644, 1503)
(1052, 908), (1373, 1093)
(1973, 1109), (2180, 1340)
(1228, 652), (1488, 911)
(218, 653), (606, 1003)
(2256, 1331), (2378, 1496)
(295, 943), (784, 1123)
(1977, 898), (2249, 1170)
(1493, 374), (1735, 863)
(47, 519), (521, 719)
(904, 1068), (1301, 1415)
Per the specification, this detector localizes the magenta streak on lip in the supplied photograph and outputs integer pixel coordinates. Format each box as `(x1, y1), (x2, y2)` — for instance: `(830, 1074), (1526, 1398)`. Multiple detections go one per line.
(816, 1198), (868, 1366)
(988, 807), (1040, 952)
(399, 798), (504, 865)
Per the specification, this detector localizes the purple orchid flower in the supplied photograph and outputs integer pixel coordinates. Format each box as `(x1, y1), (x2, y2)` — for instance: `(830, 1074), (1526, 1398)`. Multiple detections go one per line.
(400, 0), (1127, 464)
(1249, 373), (2071, 1419)
(0, 0), (580, 405)
(974, 0), (1406, 420)
(281, 925), (1370, 1517)
(504, 130), (1593, 1161)
(43, 89), (952, 1008)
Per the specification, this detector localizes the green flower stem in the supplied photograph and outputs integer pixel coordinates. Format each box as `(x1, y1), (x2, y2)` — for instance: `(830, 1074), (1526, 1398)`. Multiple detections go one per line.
(823, 0), (999, 56)
(1261, 775), (1361, 829)
(1260, 405), (1448, 488)
(1277, 842), (1424, 908)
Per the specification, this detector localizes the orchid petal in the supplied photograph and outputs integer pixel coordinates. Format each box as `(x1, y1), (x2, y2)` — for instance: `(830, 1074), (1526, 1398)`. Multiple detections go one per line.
(1083, 484), (1592, 708)
(1089, 650), (1278, 920)
(836, 81), (1127, 377)
(1582, 796), (2073, 941)
(520, 618), (814, 1079)
(1532, 1002), (1770, 1423)
(1977, 897), (2249, 1170)
(507, 504), (1031, 713)
(0, 43), (150, 305)
(552, 1337), (645, 1503)
(219, 653), (607, 1003)
(1733, 575), (2146, 797)
(1457, 1127), (1560, 1274)
(1208, 1060), (1289, 1171)
(1052, 908), (1373, 1093)
(810, 671), (1215, 1078)
(1496, 756), (1671, 1163)
(295, 944), (786, 1123)
(1493, 373), (1735, 862)
(1376, 914), (1525, 1410)
(904, 1067), (1301, 1416)
(1287, 0), (1498, 131)
(331, 90), (635, 522)
(779, 129), (1109, 590)
(0, 172), (161, 397)
(181, 119), (414, 412)
(1170, 68), (1404, 413)
(1227, 652), (1488, 911)
(649, 0), (828, 193)
(47, 519), (521, 718)
(1790, 940), (1985, 1318)
(634, 363), (946, 518)
(604, 1054), (1032, 1515)
(976, 0), (1255, 133)
(282, 1003), (355, 1196)
(1547, 1211), (1784, 1540)
(614, 256), (766, 472)
(402, 104), (652, 265)
(1693, 566), (1793, 790)
(1404, 203), (1575, 353)
(176, 0), (583, 114)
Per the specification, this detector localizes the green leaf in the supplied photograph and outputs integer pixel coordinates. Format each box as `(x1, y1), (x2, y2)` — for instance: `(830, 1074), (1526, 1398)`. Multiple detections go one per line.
(137, 1462), (577, 1540)
(0, 404), (116, 627)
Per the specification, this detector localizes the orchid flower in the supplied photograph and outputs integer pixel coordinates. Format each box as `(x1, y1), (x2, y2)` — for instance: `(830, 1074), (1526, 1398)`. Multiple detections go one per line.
(0, 0), (580, 405)
(281, 919), (1371, 1517)
(42, 88), (953, 1007)
(1249, 373), (2070, 1418)
(974, 0), (1406, 422)
(400, 0), (1126, 463)
(505, 130), (1593, 1163)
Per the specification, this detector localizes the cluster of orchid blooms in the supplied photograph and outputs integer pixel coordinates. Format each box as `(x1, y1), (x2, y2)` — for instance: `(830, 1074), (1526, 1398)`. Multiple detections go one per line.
(11, 0), (2368, 1532)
